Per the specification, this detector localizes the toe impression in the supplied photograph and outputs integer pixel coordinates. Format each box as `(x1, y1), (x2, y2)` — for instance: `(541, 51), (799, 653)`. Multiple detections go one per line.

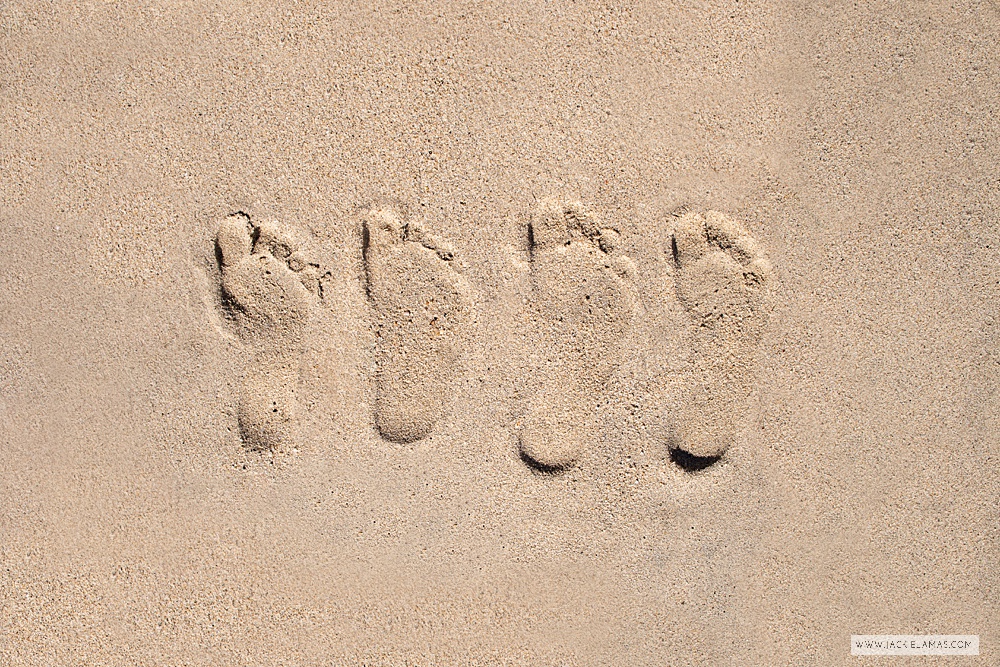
(217, 213), (253, 267)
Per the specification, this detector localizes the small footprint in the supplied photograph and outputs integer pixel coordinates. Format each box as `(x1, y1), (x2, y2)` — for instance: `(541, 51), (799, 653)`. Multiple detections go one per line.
(667, 210), (774, 463)
(216, 213), (323, 450)
(363, 206), (471, 443)
(518, 199), (638, 470)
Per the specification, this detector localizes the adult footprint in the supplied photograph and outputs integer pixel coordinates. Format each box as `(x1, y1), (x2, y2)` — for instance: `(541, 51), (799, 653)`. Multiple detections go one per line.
(363, 206), (471, 443)
(518, 199), (638, 470)
(668, 210), (774, 461)
(216, 213), (322, 450)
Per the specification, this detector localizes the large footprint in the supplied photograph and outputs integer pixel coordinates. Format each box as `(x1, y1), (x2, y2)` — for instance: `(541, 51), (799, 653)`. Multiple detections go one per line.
(668, 210), (774, 461)
(519, 199), (638, 470)
(217, 213), (323, 450)
(363, 206), (471, 443)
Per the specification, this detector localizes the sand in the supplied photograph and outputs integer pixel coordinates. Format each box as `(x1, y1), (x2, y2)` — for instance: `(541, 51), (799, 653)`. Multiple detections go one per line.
(1, 1), (997, 665)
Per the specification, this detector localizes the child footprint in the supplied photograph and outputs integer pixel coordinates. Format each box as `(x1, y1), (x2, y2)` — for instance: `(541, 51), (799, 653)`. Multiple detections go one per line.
(667, 210), (774, 462)
(518, 198), (639, 470)
(363, 206), (471, 443)
(216, 213), (323, 450)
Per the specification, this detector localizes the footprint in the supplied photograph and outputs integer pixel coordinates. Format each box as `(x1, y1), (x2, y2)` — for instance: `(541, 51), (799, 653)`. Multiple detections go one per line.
(518, 199), (638, 470)
(362, 206), (471, 443)
(216, 213), (323, 450)
(667, 210), (774, 462)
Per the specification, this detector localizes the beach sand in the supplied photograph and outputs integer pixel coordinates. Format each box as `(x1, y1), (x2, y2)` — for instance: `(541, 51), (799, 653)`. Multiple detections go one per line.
(1, 1), (997, 664)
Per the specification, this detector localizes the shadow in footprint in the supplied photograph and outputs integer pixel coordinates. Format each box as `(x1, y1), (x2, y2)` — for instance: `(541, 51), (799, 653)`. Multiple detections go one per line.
(519, 449), (571, 475)
(668, 447), (722, 473)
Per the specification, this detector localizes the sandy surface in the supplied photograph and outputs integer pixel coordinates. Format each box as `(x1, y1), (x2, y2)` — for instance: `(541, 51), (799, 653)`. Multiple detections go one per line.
(1, 1), (998, 665)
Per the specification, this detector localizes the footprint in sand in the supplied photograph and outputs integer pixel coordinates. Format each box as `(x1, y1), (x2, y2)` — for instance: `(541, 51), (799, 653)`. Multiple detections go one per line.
(666, 210), (774, 466)
(362, 206), (471, 443)
(216, 213), (324, 450)
(518, 199), (639, 471)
